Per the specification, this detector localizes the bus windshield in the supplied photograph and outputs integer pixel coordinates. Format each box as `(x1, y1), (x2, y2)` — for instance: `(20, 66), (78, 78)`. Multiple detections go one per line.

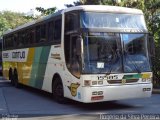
(80, 12), (146, 29)
(83, 33), (122, 73)
(82, 33), (151, 74)
(122, 33), (151, 73)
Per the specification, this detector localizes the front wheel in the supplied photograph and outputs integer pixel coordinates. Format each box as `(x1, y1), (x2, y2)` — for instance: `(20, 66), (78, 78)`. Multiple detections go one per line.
(52, 77), (67, 104)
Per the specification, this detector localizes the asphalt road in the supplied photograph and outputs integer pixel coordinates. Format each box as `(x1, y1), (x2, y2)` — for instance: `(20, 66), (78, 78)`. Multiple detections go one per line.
(0, 77), (160, 120)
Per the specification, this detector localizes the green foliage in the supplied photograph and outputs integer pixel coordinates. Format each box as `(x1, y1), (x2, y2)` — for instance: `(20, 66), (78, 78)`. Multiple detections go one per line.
(0, 16), (10, 36)
(0, 7), (56, 36)
(0, 11), (33, 36)
(65, 0), (122, 7)
(152, 43), (160, 88)
(36, 7), (56, 16)
(1, 11), (30, 29)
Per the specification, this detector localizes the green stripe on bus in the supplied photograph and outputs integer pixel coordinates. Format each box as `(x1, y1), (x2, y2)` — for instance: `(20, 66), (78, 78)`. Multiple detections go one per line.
(123, 74), (142, 79)
(29, 46), (51, 89)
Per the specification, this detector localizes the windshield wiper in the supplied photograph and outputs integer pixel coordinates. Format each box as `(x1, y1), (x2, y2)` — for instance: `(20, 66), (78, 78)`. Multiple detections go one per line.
(124, 50), (141, 73)
(122, 39), (141, 73)
(105, 49), (121, 75)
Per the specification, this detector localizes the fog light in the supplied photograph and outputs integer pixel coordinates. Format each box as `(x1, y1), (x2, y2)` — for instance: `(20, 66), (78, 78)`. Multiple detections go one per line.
(98, 91), (103, 95)
(143, 88), (151, 91)
(142, 78), (146, 82)
(98, 81), (103, 85)
(142, 78), (151, 82)
(92, 91), (98, 95)
(92, 81), (97, 85)
(143, 88), (146, 91)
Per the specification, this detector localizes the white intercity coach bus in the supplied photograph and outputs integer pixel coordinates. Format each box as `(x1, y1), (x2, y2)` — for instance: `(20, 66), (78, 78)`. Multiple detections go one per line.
(2, 5), (152, 103)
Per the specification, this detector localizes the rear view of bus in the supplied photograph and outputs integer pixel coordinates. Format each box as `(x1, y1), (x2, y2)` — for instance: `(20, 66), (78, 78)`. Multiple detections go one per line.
(63, 5), (152, 103)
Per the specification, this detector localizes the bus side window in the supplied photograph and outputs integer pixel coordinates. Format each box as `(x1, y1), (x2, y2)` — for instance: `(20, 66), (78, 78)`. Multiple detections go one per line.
(36, 25), (41, 43)
(29, 29), (35, 44)
(13, 34), (18, 47)
(18, 32), (24, 47)
(53, 19), (61, 43)
(26, 30), (30, 45)
(65, 13), (79, 32)
(11, 36), (13, 48)
(2, 37), (5, 50)
(24, 32), (28, 46)
(6, 36), (13, 49)
(40, 24), (46, 42)
(5, 37), (8, 49)
(64, 12), (80, 78)
(48, 21), (54, 41)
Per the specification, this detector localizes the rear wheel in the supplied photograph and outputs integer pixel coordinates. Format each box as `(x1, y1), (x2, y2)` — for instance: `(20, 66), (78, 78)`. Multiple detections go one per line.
(52, 77), (67, 104)
(9, 68), (14, 85)
(13, 69), (19, 88)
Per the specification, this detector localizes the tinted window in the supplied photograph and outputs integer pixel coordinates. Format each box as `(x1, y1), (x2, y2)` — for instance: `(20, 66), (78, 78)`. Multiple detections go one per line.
(40, 24), (46, 42)
(65, 13), (79, 32)
(36, 26), (41, 43)
(48, 21), (54, 41)
(54, 19), (61, 43)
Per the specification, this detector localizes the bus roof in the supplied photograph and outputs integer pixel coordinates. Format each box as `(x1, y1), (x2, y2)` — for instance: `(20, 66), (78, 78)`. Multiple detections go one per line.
(3, 10), (63, 35)
(63, 5), (143, 14)
(4, 5), (143, 36)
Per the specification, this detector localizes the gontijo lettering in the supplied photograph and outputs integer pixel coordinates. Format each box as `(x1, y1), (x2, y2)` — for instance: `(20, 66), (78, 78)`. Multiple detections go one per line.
(12, 51), (25, 59)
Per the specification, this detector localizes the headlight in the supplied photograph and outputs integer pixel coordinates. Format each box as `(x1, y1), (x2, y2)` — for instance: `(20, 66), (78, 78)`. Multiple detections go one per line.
(98, 81), (103, 85)
(142, 78), (151, 82)
(92, 81), (97, 85)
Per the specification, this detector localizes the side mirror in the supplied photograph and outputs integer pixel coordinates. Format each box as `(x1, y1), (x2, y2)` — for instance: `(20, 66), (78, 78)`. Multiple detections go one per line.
(76, 36), (82, 56)
(148, 35), (155, 58)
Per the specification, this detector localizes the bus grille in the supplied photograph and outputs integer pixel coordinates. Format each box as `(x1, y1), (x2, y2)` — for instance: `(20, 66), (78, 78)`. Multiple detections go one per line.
(107, 79), (139, 84)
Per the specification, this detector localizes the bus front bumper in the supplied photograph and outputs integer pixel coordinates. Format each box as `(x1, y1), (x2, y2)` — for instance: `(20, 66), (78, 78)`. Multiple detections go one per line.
(81, 83), (152, 103)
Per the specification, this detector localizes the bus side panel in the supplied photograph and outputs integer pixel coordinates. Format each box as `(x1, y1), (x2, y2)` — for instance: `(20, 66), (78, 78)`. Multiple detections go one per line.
(3, 61), (9, 80)
(21, 48), (35, 85)
(2, 48), (34, 83)
(17, 62), (23, 83)
(3, 61), (10, 80)
(3, 61), (17, 80)
(42, 45), (64, 93)
(28, 46), (51, 89)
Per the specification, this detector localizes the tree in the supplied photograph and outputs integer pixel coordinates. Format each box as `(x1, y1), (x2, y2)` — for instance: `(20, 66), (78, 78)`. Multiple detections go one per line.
(144, 0), (160, 87)
(0, 16), (10, 36)
(0, 6), (57, 36)
(65, 0), (121, 7)
(0, 11), (33, 36)
(36, 7), (56, 16)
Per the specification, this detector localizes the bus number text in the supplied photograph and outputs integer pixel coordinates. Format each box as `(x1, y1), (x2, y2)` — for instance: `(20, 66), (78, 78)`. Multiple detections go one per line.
(98, 75), (118, 80)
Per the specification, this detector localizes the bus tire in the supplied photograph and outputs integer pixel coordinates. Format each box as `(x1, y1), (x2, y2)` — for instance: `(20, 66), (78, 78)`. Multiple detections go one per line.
(9, 68), (14, 85)
(52, 77), (67, 104)
(13, 69), (20, 88)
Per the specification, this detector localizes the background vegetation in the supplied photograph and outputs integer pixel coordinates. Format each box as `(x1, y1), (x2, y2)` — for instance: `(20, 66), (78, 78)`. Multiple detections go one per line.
(0, 0), (160, 87)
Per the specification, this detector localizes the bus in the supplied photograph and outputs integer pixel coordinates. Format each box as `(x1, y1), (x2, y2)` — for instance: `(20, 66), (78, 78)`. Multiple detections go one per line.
(2, 5), (153, 103)
(0, 38), (2, 75)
